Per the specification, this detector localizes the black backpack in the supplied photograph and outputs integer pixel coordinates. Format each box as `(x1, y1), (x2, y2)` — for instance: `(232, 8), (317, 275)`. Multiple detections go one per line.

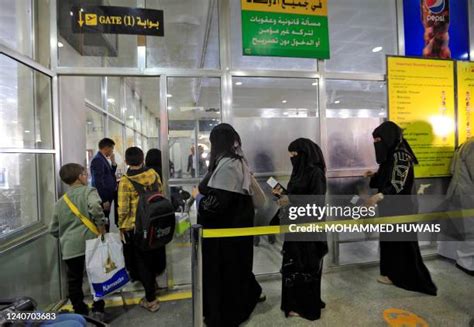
(126, 173), (175, 251)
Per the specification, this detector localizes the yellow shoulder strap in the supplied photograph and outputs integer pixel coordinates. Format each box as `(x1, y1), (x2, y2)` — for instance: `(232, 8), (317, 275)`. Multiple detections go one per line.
(63, 193), (100, 236)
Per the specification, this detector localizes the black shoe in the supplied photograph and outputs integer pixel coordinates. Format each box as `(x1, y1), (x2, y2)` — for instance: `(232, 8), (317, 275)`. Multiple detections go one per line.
(320, 300), (326, 309)
(254, 236), (260, 247)
(267, 235), (276, 244)
(258, 293), (267, 303)
(73, 303), (89, 316)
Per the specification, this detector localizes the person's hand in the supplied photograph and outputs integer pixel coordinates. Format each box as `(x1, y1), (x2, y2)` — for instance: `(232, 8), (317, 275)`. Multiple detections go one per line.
(191, 187), (200, 199)
(103, 201), (111, 211)
(364, 193), (383, 207)
(272, 185), (283, 197)
(277, 195), (290, 207)
(110, 153), (116, 166)
(364, 170), (375, 178)
(119, 229), (126, 243)
(98, 225), (106, 235)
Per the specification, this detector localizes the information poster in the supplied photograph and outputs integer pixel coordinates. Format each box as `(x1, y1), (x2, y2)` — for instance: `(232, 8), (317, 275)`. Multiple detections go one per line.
(241, 0), (329, 59)
(387, 56), (455, 177)
(457, 61), (474, 145)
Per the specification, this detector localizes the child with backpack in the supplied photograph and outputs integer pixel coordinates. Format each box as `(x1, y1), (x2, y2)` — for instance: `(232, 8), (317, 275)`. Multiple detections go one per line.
(49, 163), (107, 320)
(118, 147), (165, 312)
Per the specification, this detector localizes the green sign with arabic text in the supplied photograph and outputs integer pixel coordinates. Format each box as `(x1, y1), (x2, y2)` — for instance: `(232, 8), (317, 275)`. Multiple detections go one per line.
(241, 0), (330, 59)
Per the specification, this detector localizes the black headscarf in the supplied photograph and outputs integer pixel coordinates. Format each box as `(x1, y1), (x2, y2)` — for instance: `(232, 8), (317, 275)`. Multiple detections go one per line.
(145, 148), (162, 178)
(199, 123), (243, 194)
(372, 121), (418, 164)
(288, 138), (326, 181)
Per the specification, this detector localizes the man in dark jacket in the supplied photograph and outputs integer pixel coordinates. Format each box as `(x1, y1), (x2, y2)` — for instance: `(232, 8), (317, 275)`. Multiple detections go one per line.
(90, 138), (118, 225)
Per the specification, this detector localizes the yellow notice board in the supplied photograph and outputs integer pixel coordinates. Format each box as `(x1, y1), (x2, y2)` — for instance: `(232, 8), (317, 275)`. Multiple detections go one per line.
(387, 56), (455, 178)
(457, 61), (474, 145)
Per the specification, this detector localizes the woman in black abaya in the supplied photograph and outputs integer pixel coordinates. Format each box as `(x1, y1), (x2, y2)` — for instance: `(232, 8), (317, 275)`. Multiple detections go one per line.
(273, 138), (328, 321)
(192, 124), (263, 327)
(365, 121), (437, 295)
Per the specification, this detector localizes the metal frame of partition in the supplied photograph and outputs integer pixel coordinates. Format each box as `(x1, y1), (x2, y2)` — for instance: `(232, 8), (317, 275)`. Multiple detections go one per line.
(0, 43), (61, 251)
(0, 41), (63, 300)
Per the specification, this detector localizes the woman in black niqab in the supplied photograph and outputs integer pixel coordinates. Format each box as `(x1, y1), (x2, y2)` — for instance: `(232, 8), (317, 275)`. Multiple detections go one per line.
(368, 121), (437, 296)
(275, 138), (328, 321)
(194, 123), (263, 327)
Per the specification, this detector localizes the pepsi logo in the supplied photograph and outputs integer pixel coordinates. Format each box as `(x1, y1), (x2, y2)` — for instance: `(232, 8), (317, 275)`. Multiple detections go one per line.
(425, 0), (445, 14)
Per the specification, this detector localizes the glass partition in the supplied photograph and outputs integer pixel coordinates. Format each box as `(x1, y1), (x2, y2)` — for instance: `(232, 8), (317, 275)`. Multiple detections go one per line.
(0, 0), (33, 58)
(325, 79), (385, 171)
(84, 77), (103, 108)
(85, 108), (105, 169)
(167, 77), (221, 179)
(106, 77), (123, 119)
(0, 55), (53, 150)
(109, 119), (125, 175)
(0, 54), (55, 239)
(146, 0), (219, 69)
(232, 77), (320, 175)
(325, 0), (397, 73)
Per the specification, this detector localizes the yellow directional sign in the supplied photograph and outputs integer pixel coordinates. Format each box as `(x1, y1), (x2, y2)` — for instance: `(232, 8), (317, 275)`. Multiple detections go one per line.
(72, 6), (164, 36)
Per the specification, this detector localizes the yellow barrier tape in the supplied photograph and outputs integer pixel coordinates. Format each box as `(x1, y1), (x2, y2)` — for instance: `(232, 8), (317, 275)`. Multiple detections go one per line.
(60, 291), (192, 311)
(202, 208), (474, 238)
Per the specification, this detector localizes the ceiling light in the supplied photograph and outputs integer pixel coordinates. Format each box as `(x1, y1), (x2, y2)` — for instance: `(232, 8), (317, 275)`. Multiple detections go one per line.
(107, 98), (115, 104)
(235, 82), (243, 86)
(334, 100), (341, 104)
(283, 112), (289, 116)
(372, 46), (383, 53)
(166, 94), (172, 98)
(24, 130), (31, 133)
(58, 42), (64, 48)
(70, 11), (73, 16)
(167, 106), (173, 110)
(312, 82), (317, 86)
(128, 115), (134, 119)
(282, 100), (287, 104)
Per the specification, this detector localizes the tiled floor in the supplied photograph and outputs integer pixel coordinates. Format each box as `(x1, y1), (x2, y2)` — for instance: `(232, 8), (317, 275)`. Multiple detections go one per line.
(106, 257), (474, 326)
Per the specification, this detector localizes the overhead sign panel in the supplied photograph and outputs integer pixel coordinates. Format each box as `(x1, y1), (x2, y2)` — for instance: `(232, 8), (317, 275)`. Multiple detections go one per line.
(71, 6), (164, 36)
(241, 0), (330, 59)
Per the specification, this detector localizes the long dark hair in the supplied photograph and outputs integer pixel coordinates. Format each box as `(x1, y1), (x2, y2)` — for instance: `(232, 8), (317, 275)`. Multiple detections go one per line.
(145, 148), (162, 177)
(207, 123), (243, 173)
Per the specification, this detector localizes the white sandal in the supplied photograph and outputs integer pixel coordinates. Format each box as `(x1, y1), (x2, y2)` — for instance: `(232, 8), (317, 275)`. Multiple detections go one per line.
(139, 298), (161, 312)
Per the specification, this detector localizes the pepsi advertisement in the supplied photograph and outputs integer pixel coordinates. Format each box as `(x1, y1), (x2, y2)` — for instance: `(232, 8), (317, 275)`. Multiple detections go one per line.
(403, 0), (470, 60)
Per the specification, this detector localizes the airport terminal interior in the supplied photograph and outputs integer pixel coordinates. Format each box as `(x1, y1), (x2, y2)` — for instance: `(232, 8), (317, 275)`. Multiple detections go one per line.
(0, 0), (473, 326)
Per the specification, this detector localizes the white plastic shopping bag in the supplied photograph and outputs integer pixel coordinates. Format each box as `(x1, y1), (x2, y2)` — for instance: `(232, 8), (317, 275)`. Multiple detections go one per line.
(85, 233), (129, 300)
